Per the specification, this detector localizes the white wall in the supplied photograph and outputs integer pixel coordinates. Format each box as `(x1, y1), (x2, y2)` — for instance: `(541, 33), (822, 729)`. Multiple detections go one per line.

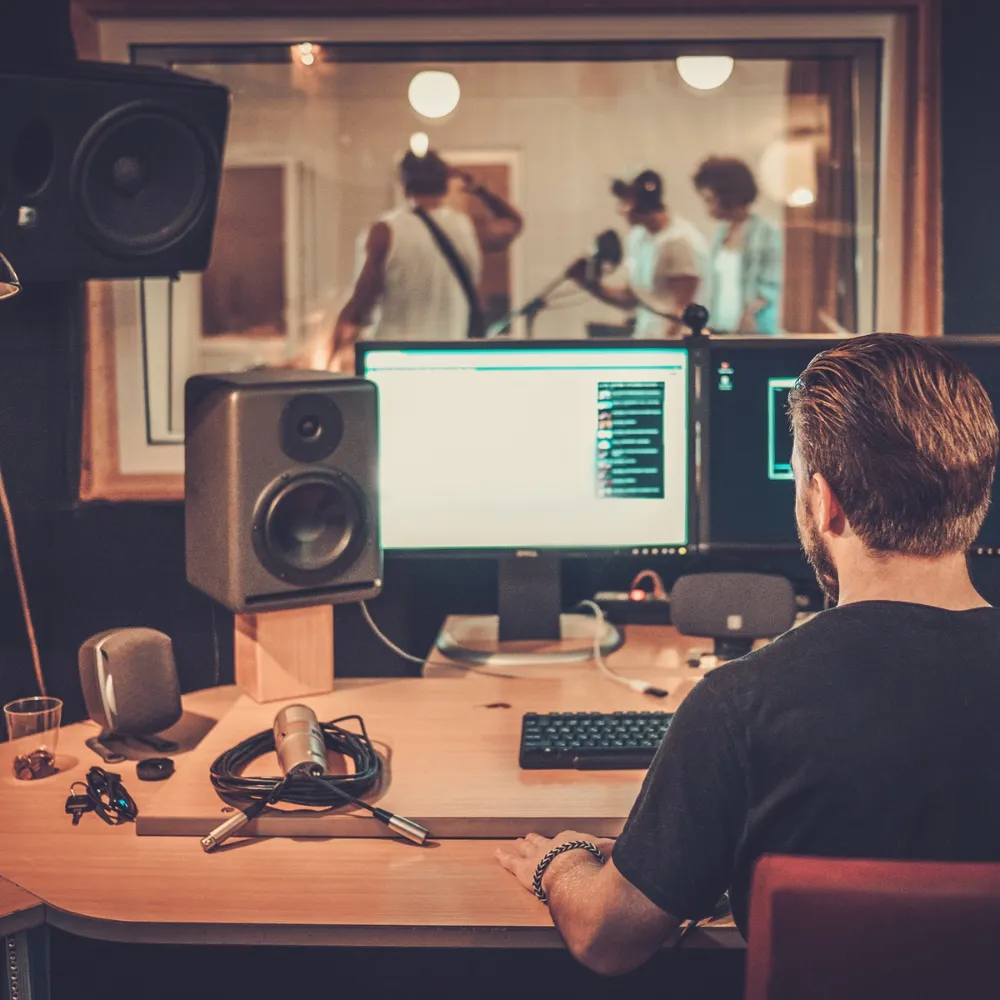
(198, 58), (790, 339)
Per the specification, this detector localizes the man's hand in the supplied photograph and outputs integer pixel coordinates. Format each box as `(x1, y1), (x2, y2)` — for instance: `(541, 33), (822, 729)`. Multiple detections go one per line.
(496, 831), (614, 895)
(496, 832), (680, 975)
(738, 307), (757, 333)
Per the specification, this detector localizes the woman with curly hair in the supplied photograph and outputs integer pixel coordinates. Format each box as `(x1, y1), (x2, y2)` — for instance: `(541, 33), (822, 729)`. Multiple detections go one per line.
(693, 156), (783, 334)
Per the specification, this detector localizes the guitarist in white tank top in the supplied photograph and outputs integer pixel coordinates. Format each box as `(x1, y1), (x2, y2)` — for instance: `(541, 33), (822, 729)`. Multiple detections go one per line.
(328, 150), (523, 364)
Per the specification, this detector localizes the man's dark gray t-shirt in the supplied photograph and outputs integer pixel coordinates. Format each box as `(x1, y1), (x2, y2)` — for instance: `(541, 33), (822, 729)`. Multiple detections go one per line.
(612, 602), (1000, 935)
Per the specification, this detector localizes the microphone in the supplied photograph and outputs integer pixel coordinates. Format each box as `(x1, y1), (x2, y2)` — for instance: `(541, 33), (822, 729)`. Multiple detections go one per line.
(274, 704), (327, 777)
(200, 704), (431, 852)
(585, 229), (623, 284)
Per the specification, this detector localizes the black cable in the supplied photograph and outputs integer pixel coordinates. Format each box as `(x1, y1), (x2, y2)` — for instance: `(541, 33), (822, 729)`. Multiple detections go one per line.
(83, 766), (138, 825)
(202, 713), (429, 851)
(208, 713), (382, 810)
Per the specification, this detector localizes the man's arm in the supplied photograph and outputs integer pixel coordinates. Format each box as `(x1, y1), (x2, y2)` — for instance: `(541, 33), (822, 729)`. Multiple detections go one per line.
(327, 221), (390, 367)
(496, 834), (681, 975)
(497, 674), (746, 974)
(566, 257), (639, 310)
(454, 171), (524, 253)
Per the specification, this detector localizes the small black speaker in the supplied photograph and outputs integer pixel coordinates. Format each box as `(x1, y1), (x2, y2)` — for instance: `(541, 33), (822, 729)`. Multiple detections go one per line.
(670, 573), (796, 660)
(0, 62), (229, 281)
(184, 370), (382, 613)
(78, 628), (182, 737)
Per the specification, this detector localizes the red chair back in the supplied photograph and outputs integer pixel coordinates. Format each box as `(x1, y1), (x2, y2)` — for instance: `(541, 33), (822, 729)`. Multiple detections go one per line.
(745, 854), (1000, 1000)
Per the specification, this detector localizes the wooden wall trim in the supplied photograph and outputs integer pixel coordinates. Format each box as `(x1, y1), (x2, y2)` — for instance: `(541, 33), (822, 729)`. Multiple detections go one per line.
(76, 0), (936, 16)
(906, 0), (942, 335)
(79, 282), (184, 501)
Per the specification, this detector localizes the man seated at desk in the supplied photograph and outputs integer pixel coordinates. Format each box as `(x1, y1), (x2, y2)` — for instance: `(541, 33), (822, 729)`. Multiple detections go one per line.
(498, 334), (1000, 973)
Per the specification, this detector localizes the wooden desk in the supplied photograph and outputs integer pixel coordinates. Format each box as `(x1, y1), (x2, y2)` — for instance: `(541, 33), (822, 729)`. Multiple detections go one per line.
(0, 630), (739, 949)
(0, 878), (44, 938)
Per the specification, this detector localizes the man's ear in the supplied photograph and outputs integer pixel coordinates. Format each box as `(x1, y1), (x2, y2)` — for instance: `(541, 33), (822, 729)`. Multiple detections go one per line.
(813, 472), (848, 536)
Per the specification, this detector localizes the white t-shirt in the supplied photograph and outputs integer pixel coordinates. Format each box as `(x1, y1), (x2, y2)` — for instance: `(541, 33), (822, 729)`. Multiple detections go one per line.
(362, 206), (482, 341)
(712, 247), (744, 333)
(624, 217), (709, 338)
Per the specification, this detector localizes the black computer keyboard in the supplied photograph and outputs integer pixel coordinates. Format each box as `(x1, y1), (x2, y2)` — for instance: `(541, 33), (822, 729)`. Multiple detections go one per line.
(519, 711), (673, 770)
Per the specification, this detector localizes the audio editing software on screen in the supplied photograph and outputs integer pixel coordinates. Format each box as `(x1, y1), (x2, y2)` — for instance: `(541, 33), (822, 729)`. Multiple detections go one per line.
(362, 346), (689, 552)
(596, 381), (666, 499)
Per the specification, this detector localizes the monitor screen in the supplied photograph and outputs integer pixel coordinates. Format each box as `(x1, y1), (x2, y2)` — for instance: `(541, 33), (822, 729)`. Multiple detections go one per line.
(705, 338), (845, 548)
(358, 342), (691, 552)
(937, 339), (1000, 551)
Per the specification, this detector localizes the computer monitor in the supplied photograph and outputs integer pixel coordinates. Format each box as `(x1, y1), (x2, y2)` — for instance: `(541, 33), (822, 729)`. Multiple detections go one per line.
(357, 340), (693, 640)
(703, 337), (847, 549)
(936, 338), (1000, 554)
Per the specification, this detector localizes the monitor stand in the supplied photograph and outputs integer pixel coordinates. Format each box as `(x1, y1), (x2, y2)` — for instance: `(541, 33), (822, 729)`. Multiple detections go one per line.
(434, 554), (623, 667)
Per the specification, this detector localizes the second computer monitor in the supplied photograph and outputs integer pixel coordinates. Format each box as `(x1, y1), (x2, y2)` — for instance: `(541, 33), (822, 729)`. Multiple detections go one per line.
(705, 337), (846, 549)
(358, 341), (692, 553)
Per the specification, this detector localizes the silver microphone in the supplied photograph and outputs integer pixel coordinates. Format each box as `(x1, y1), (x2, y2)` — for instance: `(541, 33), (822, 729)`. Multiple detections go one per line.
(274, 704), (327, 777)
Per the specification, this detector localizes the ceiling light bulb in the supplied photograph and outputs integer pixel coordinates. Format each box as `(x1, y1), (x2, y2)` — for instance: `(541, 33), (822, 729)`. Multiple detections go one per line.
(409, 132), (430, 157)
(676, 56), (735, 91)
(408, 71), (461, 119)
(787, 187), (817, 207)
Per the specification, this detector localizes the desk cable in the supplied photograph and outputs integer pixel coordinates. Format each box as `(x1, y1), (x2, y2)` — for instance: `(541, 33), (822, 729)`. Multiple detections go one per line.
(576, 600), (668, 698)
(360, 600), (519, 679)
(201, 713), (428, 852)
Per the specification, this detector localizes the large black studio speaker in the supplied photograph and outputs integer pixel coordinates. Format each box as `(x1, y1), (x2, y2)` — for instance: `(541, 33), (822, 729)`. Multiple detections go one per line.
(185, 371), (382, 614)
(0, 62), (229, 281)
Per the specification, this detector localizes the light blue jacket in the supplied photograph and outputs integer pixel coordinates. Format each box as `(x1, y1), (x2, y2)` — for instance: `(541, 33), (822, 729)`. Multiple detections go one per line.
(708, 214), (783, 334)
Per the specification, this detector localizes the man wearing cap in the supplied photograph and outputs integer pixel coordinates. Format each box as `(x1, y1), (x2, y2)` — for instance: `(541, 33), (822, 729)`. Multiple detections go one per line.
(569, 169), (708, 339)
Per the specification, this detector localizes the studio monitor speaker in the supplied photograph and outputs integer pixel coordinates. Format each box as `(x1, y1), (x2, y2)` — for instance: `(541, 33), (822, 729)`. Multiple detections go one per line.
(79, 627), (182, 737)
(670, 572), (796, 660)
(185, 370), (382, 613)
(0, 62), (229, 282)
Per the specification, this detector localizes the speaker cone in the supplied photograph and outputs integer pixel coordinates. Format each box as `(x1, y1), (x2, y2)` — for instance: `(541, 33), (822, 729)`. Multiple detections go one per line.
(72, 104), (213, 256)
(254, 472), (367, 585)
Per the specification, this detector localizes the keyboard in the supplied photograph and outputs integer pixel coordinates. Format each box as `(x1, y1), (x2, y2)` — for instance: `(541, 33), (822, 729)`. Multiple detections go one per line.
(519, 711), (673, 770)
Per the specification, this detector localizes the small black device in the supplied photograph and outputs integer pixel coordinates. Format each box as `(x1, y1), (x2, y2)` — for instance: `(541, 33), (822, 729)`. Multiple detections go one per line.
(136, 757), (175, 781)
(670, 572), (796, 660)
(519, 711), (673, 770)
(65, 767), (139, 826)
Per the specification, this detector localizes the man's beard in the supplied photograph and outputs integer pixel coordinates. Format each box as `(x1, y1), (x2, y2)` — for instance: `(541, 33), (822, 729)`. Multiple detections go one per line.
(798, 494), (839, 604)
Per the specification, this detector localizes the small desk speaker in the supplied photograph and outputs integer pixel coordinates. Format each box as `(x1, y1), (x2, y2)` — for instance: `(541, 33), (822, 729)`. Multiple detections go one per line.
(78, 628), (182, 737)
(670, 572), (796, 660)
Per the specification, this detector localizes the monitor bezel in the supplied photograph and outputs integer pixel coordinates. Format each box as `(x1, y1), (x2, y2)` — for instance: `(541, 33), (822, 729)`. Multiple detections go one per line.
(699, 335), (850, 553)
(356, 338), (698, 558)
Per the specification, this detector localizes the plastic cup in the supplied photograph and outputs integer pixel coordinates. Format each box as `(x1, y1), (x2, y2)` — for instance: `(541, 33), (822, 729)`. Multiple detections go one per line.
(4, 696), (63, 780)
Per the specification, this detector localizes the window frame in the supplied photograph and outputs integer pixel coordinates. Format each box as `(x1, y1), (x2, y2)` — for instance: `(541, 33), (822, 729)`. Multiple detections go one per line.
(79, 7), (939, 501)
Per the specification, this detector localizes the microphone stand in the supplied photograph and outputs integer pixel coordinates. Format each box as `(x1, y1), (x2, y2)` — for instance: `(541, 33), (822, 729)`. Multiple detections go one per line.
(487, 270), (570, 338)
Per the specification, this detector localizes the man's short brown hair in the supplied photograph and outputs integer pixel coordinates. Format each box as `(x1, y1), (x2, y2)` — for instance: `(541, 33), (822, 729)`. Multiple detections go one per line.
(788, 334), (999, 555)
